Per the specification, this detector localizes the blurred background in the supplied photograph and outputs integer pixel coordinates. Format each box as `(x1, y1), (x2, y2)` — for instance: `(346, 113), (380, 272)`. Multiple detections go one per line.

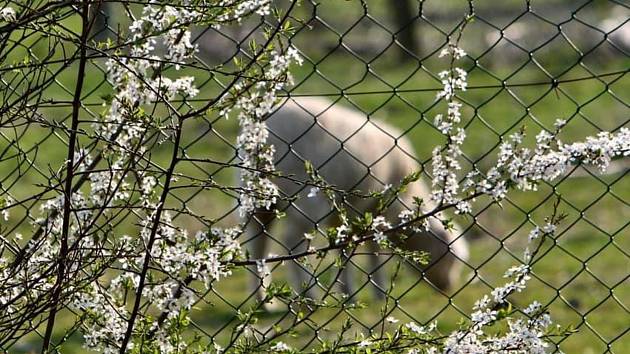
(2, 0), (628, 352)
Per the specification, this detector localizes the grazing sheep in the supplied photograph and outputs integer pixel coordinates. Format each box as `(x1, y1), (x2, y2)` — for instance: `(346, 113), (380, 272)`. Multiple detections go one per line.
(245, 97), (469, 305)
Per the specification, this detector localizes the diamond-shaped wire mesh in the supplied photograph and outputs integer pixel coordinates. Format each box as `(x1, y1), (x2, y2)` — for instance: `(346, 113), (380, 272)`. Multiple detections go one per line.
(0, 0), (627, 352)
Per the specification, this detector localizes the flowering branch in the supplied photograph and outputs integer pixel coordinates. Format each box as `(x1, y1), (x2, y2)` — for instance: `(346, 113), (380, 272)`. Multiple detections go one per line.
(0, 1), (627, 353)
(41, 1), (93, 350)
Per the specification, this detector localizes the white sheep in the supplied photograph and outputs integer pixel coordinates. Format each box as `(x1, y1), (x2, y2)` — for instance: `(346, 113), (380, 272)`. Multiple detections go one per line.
(245, 97), (469, 305)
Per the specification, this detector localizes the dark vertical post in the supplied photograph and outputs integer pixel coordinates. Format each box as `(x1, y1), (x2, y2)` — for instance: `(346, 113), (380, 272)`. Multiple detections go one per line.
(391, 0), (420, 59)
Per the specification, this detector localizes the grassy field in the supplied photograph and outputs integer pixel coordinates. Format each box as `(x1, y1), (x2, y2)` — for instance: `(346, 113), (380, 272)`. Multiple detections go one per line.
(179, 54), (628, 353)
(1, 1), (628, 352)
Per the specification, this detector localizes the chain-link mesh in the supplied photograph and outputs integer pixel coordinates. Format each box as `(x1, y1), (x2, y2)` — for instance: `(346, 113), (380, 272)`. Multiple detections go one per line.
(0, 0), (627, 352)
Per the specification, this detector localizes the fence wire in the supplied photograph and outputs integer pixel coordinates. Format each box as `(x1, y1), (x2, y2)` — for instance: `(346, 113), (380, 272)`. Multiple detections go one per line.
(0, 0), (628, 352)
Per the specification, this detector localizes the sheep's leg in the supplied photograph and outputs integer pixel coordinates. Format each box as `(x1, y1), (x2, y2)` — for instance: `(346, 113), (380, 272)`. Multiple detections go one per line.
(283, 218), (320, 301)
(337, 244), (386, 302)
(339, 249), (356, 300)
(366, 242), (387, 301)
(421, 218), (468, 292)
(397, 181), (469, 292)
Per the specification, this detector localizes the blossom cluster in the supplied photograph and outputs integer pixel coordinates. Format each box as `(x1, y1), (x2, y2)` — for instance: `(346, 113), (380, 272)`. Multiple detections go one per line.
(229, 47), (303, 216)
(213, 0), (272, 24)
(372, 215), (392, 244)
(0, 173), (100, 325)
(103, 4), (200, 142)
(68, 2), (295, 350)
(317, 41), (625, 352)
(469, 124), (629, 200)
(431, 45), (469, 213)
(2, 2), (628, 352)
(0, 1), (300, 352)
(436, 45), (468, 101)
(71, 1), (300, 351)
(62, 4), (210, 351)
(439, 227), (553, 354)
(0, 6), (15, 22)
(349, 219), (556, 353)
(75, 218), (242, 352)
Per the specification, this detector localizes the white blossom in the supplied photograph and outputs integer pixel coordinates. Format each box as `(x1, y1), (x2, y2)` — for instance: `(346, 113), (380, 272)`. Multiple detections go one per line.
(524, 301), (543, 316)
(372, 216), (392, 244)
(472, 126), (629, 201)
(4, 2), (626, 352)
(439, 45), (467, 59)
(256, 259), (271, 281)
(335, 223), (349, 243)
(270, 341), (292, 352)
(431, 47), (468, 208)
(405, 321), (429, 335)
(358, 339), (372, 348)
(233, 46), (302, 217)
(386, 316), (399, 323)
(216, 0), (272, 22)
(0, 196), (12, 221)
(307, 186), (320, 198)
(0, 7), (16, 22)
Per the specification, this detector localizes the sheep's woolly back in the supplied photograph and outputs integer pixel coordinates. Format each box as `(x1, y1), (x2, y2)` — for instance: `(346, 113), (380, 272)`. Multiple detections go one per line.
(267, 97), (417, 196)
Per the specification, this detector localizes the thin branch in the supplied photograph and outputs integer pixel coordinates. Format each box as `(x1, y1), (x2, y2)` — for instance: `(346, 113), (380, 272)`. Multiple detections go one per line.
(41, 1), (95, 351)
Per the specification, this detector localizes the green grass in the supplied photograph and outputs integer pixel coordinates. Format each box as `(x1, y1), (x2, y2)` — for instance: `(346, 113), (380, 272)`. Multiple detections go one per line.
(247, 52), (628, 352)
(176, 52), (627, 352)
(1, 2), (628, 352)
(4, 58), (628, 354)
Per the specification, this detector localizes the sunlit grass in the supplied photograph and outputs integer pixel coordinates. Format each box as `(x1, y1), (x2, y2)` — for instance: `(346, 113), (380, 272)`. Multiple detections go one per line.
(1, 13), (627, 352)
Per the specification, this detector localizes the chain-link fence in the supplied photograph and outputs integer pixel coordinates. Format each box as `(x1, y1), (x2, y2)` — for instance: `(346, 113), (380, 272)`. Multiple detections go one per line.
(0, 0), (628, 352)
